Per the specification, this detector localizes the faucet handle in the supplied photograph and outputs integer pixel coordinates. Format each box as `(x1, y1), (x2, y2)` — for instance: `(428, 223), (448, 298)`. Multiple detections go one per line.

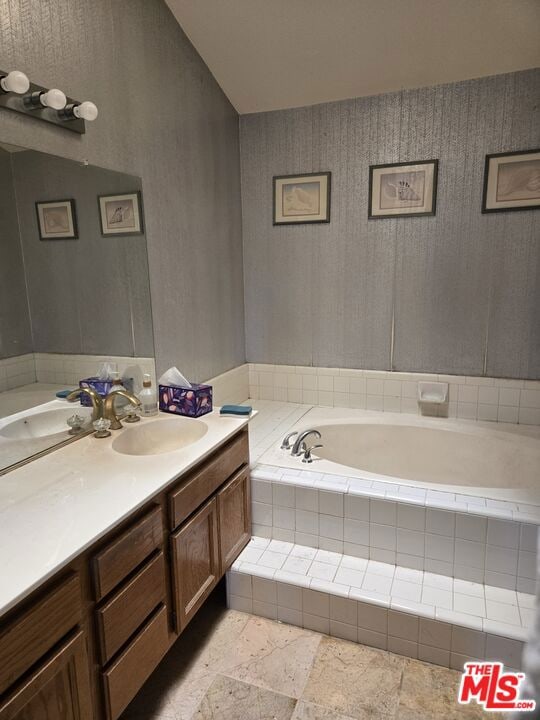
(302, 444), (323, 464)
(281, 431), (298, 450)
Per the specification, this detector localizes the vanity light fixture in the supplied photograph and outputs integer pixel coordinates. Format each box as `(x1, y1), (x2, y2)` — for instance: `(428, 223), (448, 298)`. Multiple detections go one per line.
(24, 88), (67, 110)
(61, 100), (99, 122)
(0, 67), (96, 134)
(0, 70), (30, 95)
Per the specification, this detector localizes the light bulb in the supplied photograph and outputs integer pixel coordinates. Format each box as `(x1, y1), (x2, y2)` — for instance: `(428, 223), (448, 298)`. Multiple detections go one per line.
(0, 70), (30, 94)
(73, 101), (98, 121)
(40, 88), (67, 110)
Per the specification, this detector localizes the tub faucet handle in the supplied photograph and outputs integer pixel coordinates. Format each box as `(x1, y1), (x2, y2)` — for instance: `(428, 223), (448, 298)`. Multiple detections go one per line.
(302, 444), (323, 464)
(281, 431), (298, 450)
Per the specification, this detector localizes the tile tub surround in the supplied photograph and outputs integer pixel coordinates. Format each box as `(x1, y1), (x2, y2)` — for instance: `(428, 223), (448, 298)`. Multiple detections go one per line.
(248, 364), (540, 426)
(228, 537), (532, 671)
(251, 465), (539, 593)
(0, 354), (37, 391)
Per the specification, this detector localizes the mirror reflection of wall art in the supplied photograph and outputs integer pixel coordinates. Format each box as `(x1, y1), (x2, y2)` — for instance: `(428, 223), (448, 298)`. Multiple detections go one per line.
(482, 149), (540, 213)
(273, 172), (331, 225)
(368, 160), (438, 219)
(35, 199), (78, 240)
(98, 191), (143, 236)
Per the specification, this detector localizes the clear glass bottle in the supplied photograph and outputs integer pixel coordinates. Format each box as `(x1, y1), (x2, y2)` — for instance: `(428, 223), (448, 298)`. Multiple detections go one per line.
(139, 374), (158, 416)
(107, 371), (128, 414)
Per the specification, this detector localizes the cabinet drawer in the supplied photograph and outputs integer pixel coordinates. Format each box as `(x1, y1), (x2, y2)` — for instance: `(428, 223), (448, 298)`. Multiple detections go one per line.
(102, 605), (169, 720)
(93, 506), (163, 600)
(0, 573), (81, 696)
(169, 430), (249, 529)
(96, 552), (167, 664)
(217, 467), (251, 574)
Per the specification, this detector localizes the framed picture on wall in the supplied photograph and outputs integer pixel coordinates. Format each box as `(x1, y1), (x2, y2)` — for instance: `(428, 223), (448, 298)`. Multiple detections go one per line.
(35, 199), (78, 240)
(368, 160), (438, 219)
(482, 149), (540, 213)
(273, 172), (331, 225)
(98, 191), (144, 236)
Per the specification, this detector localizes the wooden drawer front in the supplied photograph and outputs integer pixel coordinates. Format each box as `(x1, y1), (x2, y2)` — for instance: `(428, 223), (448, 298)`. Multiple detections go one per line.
(93, 506), (163, 600)
(0, 630), (93, 720)
(0, 574), (81, 696)
(171, 497), (219, 633)
(217, 467), (251, 574)
(169, 430), (248, 529)
(102, 605), (169, 720)
(96, 552), (167, 664)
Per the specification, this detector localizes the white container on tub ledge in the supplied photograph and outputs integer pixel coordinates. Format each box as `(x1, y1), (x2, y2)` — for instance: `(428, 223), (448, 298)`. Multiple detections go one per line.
(417, 381), (448, 416)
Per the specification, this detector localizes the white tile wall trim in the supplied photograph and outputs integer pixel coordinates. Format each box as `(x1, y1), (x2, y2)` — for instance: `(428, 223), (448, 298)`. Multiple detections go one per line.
(248, 364), (540, 426)
(34, 353), (156, 393)
(227, 537), (530, 670)
(0, 354), (36, 391)
(251, 465), (539, 593)
(205, 363), (249, 407)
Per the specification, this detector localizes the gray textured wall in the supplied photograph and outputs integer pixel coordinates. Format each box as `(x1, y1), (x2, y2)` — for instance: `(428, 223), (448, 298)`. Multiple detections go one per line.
(11, 150), (153, 357)
(240, 69), (540, 379)
(0, 149), (32, 359)
(0, 0), (244, 381)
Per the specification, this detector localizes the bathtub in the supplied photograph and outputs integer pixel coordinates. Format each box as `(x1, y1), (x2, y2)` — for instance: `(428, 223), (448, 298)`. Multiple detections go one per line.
(259, 407), (540, 505)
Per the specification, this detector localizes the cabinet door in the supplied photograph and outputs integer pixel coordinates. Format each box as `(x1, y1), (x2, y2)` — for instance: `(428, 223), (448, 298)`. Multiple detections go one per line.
(170, 497), (219, 632)
(217, 467), (251, 574)
(0, 631), (93, 720)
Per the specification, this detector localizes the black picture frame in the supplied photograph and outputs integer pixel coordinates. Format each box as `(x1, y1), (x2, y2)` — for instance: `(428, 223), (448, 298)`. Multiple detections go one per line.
(98, 190), (144, 236)
(368, 159), (439, 219)
(273, 171), (331, 225)
(35, 199), (78, 240)
(481, 149), (540, 213)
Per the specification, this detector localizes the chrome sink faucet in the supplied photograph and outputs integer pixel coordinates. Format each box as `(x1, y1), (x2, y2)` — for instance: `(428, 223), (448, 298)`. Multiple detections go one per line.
(291, 429), (322, 456)
(66, 387), (103, 422)
(103, 390), (141, 431)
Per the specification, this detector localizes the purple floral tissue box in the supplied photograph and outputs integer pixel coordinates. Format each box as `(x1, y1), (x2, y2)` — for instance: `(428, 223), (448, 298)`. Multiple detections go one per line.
(159, 384), (213, 418)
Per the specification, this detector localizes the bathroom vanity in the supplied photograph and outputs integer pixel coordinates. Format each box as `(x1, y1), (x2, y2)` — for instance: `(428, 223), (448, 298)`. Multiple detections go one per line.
(0, 417), (251, 720)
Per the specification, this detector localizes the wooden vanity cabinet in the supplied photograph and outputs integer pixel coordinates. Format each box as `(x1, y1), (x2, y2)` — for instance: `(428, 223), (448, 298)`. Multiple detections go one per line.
(0, 427), (251, 720)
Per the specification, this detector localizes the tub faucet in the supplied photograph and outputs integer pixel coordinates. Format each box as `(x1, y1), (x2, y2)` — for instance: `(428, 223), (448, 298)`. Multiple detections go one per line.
(291, 429), (321, 456)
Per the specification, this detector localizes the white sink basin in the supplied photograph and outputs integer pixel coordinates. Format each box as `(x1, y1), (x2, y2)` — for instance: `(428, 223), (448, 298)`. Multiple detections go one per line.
(0, 407), (92, 441)
(112, 418), (208, 456)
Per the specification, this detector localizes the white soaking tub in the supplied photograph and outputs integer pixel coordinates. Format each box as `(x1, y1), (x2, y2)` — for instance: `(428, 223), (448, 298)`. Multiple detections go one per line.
(260, 408), (540, 505)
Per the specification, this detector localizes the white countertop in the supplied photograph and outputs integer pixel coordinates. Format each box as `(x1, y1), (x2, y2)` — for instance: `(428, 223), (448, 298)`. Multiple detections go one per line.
(0, 409), (252, 618)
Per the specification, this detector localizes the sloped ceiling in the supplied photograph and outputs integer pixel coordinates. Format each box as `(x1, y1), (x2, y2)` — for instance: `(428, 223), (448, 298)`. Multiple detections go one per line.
(166, 0), (540, 113)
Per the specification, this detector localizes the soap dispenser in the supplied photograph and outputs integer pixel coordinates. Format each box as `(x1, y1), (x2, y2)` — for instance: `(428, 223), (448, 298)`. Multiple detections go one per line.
(139, 374), (158, 416)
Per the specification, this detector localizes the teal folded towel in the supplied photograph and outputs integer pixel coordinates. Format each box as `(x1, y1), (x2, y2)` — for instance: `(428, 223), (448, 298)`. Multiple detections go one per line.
(220, 405), (252, 416)
(56, 389), (74, 398)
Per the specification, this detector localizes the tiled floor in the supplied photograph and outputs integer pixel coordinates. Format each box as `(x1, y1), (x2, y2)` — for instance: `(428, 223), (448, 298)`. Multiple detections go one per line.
(231, 537), (533, 640)
(121, 596), (502, 719)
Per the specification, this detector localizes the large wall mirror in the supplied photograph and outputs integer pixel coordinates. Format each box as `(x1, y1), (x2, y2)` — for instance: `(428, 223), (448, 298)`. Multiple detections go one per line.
(0, 142), (154, 474)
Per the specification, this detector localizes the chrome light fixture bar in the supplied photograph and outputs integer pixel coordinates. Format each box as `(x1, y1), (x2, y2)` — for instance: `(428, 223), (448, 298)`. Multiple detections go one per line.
(0, 68), (98, 134)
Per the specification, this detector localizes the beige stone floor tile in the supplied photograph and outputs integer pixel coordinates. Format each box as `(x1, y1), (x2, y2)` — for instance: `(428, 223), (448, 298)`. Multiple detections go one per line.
(193, 675), (297, 720)
(121, 604), (251, 720)
(220, 615), (322, 698)
(292, 700), (358, 720)
(302, 636), (405, 720)
(397, 658), (503, 720)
